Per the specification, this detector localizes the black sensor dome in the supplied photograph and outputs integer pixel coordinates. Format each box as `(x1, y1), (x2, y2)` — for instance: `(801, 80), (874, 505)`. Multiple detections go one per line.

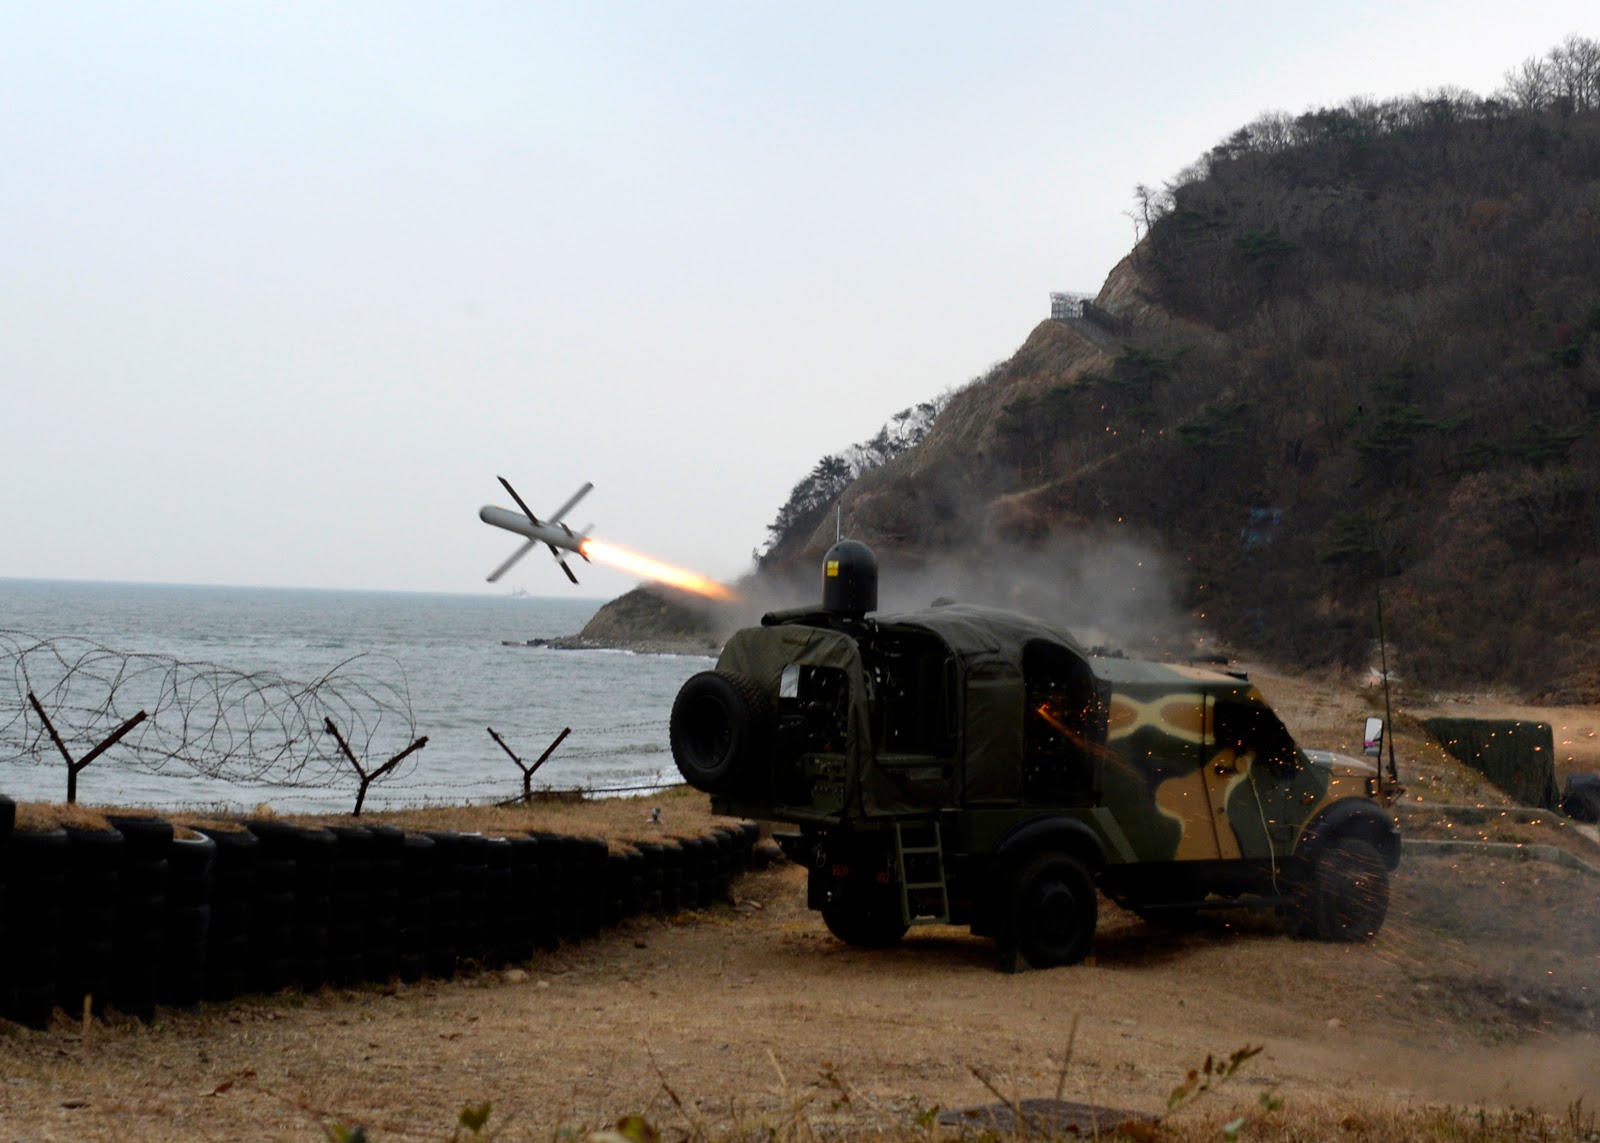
(821, 539), (878, 616)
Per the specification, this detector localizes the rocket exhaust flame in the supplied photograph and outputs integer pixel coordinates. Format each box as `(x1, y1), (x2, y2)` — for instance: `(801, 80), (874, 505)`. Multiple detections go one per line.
(479, 477), (736, 599)
(580, 539), (738, 602)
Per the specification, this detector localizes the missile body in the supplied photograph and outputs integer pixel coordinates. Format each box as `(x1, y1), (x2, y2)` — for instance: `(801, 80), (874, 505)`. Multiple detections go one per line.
(479, 505), (586, 553)
(479, 478), (595, 584)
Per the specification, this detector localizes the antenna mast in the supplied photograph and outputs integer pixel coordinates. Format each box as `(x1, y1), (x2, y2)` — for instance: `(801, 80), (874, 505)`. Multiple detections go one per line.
(1367, 506), (1399, 788)
(1375, 571), (1399, 785)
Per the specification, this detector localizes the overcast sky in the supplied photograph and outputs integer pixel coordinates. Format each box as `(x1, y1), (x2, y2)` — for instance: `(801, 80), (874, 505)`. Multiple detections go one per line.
(3, 2), (1592, 599)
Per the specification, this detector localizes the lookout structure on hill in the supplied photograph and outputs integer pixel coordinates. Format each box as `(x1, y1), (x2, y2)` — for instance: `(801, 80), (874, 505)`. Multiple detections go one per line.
(1049, 291), (1132, 351)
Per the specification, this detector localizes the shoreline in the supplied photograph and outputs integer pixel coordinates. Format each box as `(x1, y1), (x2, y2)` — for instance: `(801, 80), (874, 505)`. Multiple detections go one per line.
(502, 632), (720, 658)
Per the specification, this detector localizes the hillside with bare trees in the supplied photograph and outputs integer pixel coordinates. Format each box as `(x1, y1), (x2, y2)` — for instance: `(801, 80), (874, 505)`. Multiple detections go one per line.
(756, 35), (1600, 698)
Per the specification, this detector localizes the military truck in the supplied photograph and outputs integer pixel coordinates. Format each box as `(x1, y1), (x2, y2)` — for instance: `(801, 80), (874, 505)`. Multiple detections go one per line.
(670, 541), (1400, 969)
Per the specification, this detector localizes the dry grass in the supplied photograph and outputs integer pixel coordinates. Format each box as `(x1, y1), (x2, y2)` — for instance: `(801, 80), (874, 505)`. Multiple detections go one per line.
(1152, 1099), (1600, 1142)
(295, 783), (730, 853)
(10, 785), (729, 854)
(13, 801), (115, 832)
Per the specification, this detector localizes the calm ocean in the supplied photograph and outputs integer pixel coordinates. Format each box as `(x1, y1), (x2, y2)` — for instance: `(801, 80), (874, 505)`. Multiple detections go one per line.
(0, 579), (711, 813)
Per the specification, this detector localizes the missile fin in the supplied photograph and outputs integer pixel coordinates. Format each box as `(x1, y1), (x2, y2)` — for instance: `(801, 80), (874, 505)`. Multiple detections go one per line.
(548, 482), (594, 524)
(498, 476), (543, 527)
(488, 538), (537, 583)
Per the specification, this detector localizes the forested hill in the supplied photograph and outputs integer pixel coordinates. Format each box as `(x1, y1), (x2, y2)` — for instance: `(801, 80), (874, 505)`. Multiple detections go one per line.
(757, 58), (1600, 699)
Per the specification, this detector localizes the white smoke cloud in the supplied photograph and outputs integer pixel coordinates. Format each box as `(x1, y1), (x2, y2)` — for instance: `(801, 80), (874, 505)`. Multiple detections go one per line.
(872, 530), (1187, 654)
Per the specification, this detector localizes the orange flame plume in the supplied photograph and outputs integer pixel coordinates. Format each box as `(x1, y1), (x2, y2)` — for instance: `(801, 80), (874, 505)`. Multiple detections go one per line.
(579, 539), (738, 602)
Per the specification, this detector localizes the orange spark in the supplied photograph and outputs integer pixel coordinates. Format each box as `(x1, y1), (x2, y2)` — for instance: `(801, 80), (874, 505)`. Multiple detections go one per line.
(580, 539), (738, 602)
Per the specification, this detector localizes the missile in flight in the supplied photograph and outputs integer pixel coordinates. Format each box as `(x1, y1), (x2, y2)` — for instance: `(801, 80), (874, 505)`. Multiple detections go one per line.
(479, 476), (594, 585)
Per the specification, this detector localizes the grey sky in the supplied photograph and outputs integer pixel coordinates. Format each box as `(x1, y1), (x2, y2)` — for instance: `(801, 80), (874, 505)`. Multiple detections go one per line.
(3, 2), (1591, 598)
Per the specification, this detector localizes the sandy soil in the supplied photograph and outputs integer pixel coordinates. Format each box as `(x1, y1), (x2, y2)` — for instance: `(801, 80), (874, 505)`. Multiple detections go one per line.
(3, 673), (1599, 1142)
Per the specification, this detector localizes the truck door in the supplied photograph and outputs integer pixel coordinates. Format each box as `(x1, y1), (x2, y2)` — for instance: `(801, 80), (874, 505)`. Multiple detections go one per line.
(1109, 691), (1224, 862)
(1205, 697), (1304, 859)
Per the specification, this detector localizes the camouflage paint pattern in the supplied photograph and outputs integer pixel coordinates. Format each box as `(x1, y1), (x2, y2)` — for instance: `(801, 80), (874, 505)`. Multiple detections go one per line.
(1099, 673), (1370, 864)
(703, 607), (1384, 870)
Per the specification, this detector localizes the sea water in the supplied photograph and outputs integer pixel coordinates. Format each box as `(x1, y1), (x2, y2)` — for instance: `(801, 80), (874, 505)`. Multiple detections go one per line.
(0, 579), (712, 813)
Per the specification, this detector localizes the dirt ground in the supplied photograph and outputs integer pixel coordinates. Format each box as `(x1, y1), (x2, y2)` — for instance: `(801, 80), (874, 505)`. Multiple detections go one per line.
(2, 671), (1599, 1141)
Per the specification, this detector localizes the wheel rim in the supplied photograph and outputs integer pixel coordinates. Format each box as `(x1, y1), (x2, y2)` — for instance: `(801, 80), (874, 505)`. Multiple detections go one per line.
(684, 694), (732, 762)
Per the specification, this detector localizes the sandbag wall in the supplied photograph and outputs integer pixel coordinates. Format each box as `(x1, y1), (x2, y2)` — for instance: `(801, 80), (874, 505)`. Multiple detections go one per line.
(0, 794), (760, 1029)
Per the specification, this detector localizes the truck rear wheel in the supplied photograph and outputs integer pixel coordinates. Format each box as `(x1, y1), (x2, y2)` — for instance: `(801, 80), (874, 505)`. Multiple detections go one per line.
(1296, 836), (1389, 942)
(1006, 853), (1096, 968)
(821, 894), (908, 948)
(669, 671), (772, 794)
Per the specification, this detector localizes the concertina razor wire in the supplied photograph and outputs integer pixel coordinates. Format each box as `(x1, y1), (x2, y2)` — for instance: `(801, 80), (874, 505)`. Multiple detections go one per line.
(1, 631), (675, 805)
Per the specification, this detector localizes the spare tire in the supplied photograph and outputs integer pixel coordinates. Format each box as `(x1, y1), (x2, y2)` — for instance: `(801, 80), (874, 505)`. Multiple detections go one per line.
(670, 670), (773, 794)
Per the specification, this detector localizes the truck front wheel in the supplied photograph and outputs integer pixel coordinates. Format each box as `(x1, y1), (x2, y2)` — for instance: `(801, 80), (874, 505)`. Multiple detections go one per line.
(1295, 836), (1390, 942)
(1005, 853), (1097, 968)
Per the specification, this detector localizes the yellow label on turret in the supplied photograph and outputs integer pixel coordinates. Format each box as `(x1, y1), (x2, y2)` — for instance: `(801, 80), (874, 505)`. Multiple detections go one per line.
(826, 561), (840, 576)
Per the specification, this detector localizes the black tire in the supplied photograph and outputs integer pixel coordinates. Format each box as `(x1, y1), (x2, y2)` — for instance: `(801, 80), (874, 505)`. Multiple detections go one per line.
(526, 832), (564, 944)
(109, 925), (162, 1021)
(670, 670), (773, 794)
(501, 834), (539, 961)
(426, 831), (463, 976)
(397, 832), (435, 976)
(482, 836), (514, 966)
(620, 850), (645, 917)
(604, 852), (631, 921)
(679, 837), (709, 908)
(553, 836), (590, 939)
(821, 892), (909, 948)
(2, 827), (67, 1028)
(57, 828), (123, 1014)
(1296, 836), (1390, 942)
(365, 825), (405, 981)
(197, 829), (257, 995)
(575, 838), (608, 937)
(1563, 774), (1600, 823)
(160, 903), (210, 1008)
(105, 815), (174, 860)
(733, 822), (760, 874)
(1006, 853), (1097, 969)
(328, 826), (373, 984)
(633, 841), (666, 915)
(168, 833), (217, 905)
(428, 831), (486, 965)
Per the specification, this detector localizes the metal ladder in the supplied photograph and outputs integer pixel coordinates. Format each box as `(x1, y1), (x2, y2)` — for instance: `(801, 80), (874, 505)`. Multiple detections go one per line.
(894, 820), (950, 925)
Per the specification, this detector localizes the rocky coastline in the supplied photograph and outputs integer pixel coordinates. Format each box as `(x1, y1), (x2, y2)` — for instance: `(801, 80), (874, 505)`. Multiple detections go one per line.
(503, 585), (726, 658)
(501, 632), (719, 657)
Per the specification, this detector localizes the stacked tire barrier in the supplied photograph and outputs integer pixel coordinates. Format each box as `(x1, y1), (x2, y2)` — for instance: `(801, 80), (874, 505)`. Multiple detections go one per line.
(2, 824), (65, 1028)
(197, 826), (258, 1001)
(105, 815), (172, 1022)
(57, 825), (121, 1018)
(0, 809), (760, 1027)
